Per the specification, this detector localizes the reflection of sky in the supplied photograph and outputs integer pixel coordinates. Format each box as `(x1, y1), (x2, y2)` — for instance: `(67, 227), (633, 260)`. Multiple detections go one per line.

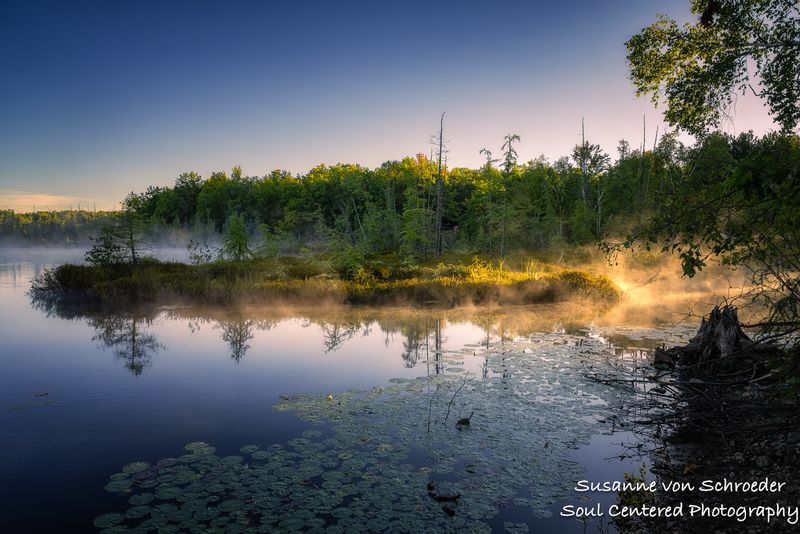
(0, 254), (691, 531)
(0, 256), (498, 530)
(1, 0), (781, 209)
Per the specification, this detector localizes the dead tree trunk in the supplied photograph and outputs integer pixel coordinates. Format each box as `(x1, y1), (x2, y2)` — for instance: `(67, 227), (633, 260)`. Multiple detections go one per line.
(654, 306), (752, 377)
(435, 112), (445, 258)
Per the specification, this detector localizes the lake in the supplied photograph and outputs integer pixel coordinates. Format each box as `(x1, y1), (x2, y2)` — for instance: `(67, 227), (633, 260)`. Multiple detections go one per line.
(0, 249), (700, 533)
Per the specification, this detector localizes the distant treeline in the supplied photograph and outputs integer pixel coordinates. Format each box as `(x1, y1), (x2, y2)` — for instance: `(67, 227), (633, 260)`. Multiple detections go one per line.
(0, 209), (121, 244)
(2, 131), (784, 261)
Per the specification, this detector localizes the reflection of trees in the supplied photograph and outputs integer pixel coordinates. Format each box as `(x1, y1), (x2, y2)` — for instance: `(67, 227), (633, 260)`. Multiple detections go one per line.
(89, 316), (163, 376)
(172, 315), (278, 364)
(219, 319), (255, 363)
(320, 322), (361, 353)
(401, 320), (424, 368)
(432, 318), (443, 375)
(400, 318), (444, 374)
(475, 316), (493, 349)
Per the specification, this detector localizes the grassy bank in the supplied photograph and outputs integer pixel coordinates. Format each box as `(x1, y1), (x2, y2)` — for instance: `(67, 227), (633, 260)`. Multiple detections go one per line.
(30, 255), (621, 308)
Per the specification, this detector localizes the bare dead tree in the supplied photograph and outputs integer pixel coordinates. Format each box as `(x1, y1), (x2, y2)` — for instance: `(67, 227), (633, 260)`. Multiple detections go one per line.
(500, 133), (520, 260)
(580, 117), (588, 206)
(432, 112), (447, 257)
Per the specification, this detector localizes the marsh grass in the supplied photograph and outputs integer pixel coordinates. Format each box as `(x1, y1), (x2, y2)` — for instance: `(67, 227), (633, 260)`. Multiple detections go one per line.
(31, 255), (621, 307)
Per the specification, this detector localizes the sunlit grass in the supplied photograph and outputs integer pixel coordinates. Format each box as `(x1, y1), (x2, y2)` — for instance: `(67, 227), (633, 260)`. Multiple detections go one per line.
(31, 255), (621, 308)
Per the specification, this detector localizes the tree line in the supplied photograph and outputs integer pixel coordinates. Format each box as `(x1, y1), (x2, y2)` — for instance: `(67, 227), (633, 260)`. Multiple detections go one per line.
(5, 130), (795, 273)
(0, 209), (121, 244)
(109, 129), (698, 262)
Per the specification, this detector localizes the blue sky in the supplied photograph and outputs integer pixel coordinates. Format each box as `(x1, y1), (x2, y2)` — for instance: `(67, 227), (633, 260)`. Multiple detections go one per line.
(0, 0), (778, 211)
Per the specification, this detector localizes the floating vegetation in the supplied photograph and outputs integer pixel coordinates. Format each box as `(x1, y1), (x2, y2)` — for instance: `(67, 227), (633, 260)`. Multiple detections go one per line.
(128, 493), (155, 506)
(504, 521), (530, 534)
(103, 479), (133, 493)
(183, 442), (213, 454)
(122, 462), (150, 474)
(93, 513), (125, 529)
(125, 505), (151, 519)
(95, 333), (630, 532)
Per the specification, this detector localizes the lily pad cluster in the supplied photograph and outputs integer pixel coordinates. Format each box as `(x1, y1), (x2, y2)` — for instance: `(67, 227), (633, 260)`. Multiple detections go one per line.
(95, 332), (633, 532)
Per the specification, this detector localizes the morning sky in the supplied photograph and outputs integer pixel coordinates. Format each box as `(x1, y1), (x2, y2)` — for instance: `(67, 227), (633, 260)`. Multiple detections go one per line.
(0, 0), (779, 211)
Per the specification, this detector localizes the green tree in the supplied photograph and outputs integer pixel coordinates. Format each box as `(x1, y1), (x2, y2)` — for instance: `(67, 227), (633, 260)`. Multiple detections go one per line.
(571, 140), (610, 234)
(197, 171), (232, 230)
(220, 213), (252, 261)
(400, 186), (433, 261)
(120, 192), (150, 264)
(618, 0), (800, 337)
(627, 0), (800, 133)
(172, 171), (203, 225)
(85, 226), (128, 266)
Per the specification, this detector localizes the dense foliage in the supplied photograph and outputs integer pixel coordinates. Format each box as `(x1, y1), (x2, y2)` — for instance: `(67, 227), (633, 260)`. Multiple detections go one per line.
(84, 140), (684, 262)
(0, 209), (121, 244)
(627, 0), (800, 134)
(625, 0), (800, 336)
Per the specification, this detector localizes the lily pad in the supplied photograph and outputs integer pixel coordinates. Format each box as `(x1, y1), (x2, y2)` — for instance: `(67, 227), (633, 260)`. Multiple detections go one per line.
(184, 441), (212, 452)
(93, 513), (125, 528)
(125, 505), (151, 519)
(157, 457), (179, 468)
(122, 461), (149, 474)
(104, 479), (133, 493)
(193, 507), (220, 521)
(155, 486), (182, 500)
(128, 493), (155, 506)
(217, 499), (244, 513)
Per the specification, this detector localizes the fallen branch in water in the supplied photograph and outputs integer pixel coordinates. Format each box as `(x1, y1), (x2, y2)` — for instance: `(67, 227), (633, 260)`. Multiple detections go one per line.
(443, 373), (472, 427)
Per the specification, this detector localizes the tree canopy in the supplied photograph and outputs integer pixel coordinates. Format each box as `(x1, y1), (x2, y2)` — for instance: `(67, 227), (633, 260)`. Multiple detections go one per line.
(621, 0), (800, 334)
(627, 0), (800, 133)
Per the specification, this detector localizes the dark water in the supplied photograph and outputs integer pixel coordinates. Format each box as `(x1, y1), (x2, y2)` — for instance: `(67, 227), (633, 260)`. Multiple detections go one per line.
(0, 249), (675, 533)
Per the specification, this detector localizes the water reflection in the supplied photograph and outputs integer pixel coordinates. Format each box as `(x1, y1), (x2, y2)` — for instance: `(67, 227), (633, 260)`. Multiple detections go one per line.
(30, 287), (617, 376)
(88, 315), (163, 376)
(399, 318), (446, 375)
(1, 256), (713, 533)
(319, 322), (361, 353)
(400, 319), (425, 367)
(0, 261), (55, 290)
(219, 319), (255, 363)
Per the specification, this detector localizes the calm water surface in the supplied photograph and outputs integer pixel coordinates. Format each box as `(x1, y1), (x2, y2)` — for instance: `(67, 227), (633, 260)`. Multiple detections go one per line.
(0, 249), (693, 533)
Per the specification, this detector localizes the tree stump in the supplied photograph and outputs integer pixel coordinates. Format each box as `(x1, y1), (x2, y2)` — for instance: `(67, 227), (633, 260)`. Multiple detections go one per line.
(654, 306), (751, 377)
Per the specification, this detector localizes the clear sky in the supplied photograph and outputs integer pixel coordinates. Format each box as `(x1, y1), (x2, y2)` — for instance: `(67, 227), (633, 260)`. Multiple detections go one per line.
(0, 0), (779, 211)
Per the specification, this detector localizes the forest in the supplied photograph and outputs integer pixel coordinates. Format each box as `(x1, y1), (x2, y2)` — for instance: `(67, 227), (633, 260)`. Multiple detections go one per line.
(0, 208), (120, 244)
(112, 130), (683, 259)
(7, 130), (795, 269)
